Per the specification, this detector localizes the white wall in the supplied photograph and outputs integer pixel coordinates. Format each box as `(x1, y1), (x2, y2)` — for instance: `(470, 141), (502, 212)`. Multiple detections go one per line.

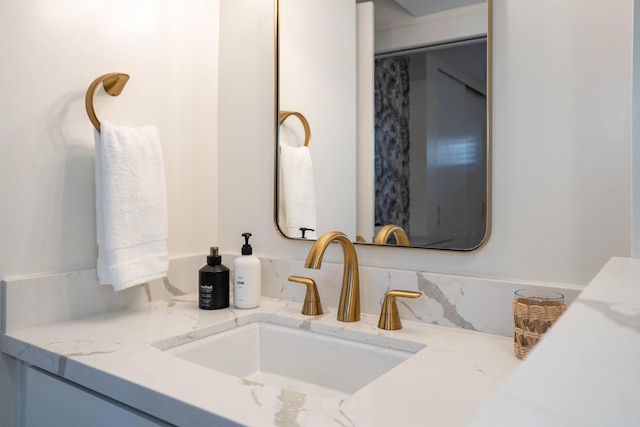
(488, 0), (632, 283)
(0, 0), (220, 279)
(634, 0), (640, 258)
(219, 0), (632, 287)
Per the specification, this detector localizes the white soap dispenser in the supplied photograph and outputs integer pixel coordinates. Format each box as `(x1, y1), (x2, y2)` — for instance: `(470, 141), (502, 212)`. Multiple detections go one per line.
(233, 232), (261, 309)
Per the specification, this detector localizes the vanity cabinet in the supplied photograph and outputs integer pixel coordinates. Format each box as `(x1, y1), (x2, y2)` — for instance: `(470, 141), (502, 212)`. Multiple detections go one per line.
(25, 367), (168, 427)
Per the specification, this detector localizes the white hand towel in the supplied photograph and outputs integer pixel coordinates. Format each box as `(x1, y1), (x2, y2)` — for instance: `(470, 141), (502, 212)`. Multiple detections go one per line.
(95, 121), (169, 291)
(280, 143), (317, 239)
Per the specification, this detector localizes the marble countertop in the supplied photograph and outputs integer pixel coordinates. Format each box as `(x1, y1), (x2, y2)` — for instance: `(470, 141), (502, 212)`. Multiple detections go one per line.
(1, 294), (521, 426)
(469, 257), (640, 427)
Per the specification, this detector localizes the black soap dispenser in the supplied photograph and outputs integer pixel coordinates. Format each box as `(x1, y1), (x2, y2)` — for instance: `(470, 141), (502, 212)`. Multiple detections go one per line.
(199, 247), (230, 310)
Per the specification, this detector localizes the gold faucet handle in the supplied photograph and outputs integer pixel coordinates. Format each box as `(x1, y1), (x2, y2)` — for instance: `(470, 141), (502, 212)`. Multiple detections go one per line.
(378, 290), (422, 330)
(288, 276), (323, 316)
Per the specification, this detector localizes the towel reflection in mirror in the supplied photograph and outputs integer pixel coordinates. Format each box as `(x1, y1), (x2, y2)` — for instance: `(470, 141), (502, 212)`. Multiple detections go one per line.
(278, 111), (317, 239)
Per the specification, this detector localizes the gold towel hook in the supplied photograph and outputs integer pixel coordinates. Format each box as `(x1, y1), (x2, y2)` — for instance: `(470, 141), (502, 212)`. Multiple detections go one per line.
(279, 111), (311, 147)
(85, 72), (130, 132)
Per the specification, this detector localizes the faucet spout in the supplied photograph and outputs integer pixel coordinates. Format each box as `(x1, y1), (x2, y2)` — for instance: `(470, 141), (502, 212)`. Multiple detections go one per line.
(305, 231), (360, 322)
(374, 224), (410, 246)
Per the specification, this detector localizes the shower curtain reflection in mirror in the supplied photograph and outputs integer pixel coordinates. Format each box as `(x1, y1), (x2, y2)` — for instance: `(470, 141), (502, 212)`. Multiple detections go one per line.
(374, 39), (487, 249)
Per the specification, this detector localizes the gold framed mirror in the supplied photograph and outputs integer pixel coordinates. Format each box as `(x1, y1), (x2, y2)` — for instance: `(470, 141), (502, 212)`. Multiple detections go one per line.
(275, 0), (492, 250)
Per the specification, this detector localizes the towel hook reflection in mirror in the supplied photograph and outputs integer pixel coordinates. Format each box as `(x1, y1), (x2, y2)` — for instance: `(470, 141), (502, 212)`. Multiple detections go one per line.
(85, 72), (130, 132)
(279, 111), (311, 147)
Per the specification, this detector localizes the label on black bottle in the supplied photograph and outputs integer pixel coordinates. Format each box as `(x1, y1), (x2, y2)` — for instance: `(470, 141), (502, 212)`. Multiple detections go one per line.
(199, 268), (230, 310)
(200, 283), (214, 309)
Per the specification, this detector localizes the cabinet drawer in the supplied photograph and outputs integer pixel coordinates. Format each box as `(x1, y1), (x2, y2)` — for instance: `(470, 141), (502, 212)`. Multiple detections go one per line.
(25, 367), (168, 427)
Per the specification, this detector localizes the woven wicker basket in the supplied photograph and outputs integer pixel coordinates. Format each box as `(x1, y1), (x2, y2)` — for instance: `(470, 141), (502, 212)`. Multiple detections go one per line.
(513, 297), (566, 359)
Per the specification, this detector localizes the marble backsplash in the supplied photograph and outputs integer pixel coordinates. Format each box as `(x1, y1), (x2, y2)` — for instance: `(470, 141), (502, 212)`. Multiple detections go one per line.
(259, 257), (583, 337)
(1, 256), (202, 333)
(1, 254), (583, 337)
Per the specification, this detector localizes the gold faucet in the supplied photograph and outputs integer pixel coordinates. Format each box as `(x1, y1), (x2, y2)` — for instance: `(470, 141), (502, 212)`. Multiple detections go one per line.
(374, 224), (410, 246)
(305, 231), (360, 322)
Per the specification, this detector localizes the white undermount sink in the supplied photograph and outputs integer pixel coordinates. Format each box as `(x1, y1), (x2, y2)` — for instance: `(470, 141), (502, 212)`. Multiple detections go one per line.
(161, 319), (425, 399)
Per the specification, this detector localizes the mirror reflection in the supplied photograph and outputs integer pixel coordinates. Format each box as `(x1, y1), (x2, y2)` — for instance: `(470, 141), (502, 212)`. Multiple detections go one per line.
(276, 0), (491, 250)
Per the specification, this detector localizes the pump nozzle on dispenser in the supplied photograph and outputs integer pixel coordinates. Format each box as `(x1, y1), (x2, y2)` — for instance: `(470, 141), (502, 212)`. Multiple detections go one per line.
(207, 247), (222, 265)
(241, 232), (253, 255)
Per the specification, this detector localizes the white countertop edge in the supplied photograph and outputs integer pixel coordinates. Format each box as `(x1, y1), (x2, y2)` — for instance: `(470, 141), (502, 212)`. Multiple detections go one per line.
(1, 295), (521, 426)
